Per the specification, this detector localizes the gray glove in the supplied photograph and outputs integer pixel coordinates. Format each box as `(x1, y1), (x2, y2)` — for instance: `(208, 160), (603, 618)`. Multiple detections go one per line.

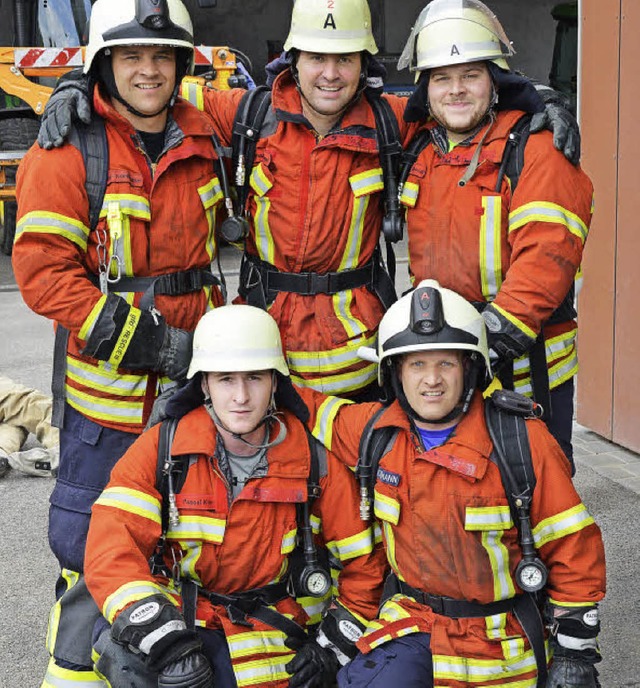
(38, 68), (92, 149)
(158, 652), (215, 688)
(530, 85), (581, 165)
(145, 386), (180, 430)
(546, 656), (600, 688)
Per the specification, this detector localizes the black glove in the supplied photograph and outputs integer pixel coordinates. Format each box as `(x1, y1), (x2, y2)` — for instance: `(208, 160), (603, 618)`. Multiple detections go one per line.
(111, 595), (201, 673)
(530, 85), (581, 165)
(82, 294), (193, 380)
(546, 656), (600, 688)
(482, 305), (535, 369)
(158, 651), (215, 688)
(38, 68), (92, 149)
(285, 637), (340, 688)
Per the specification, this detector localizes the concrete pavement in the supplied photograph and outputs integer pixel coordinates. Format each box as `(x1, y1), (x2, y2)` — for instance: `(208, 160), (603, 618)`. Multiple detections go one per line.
(0, 247), (638, 687)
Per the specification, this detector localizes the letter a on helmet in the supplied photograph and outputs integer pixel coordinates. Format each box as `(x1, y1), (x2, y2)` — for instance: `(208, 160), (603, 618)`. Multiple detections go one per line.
(284, 0), (378, 55)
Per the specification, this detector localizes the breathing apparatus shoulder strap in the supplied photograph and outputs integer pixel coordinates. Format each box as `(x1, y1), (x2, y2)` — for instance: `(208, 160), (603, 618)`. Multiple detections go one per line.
(355, 406), (400, 521)
(51, 114), (109, 429)
(230, 85), (273, 215)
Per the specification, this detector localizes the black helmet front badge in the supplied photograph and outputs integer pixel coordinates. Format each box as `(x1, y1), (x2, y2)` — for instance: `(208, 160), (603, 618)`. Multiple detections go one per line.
(411, 285), (446, 335)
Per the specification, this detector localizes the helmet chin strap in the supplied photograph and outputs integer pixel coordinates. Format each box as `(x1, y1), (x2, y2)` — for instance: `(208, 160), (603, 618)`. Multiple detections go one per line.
(203, 372), (287, 451)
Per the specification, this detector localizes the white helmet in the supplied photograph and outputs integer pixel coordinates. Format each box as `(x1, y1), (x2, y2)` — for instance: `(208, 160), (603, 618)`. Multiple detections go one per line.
(284, 0), (378, 55)
(187, 305), (289, 379)
(84, 0), (195, 74)
(398, 0), (514, 75)
(360, 279), (491, 386)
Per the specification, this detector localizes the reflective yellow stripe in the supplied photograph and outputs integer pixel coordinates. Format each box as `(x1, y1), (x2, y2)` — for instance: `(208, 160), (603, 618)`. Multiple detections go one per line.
(400, 181), (419, 207)
(250, 164), (275, 263)
(349, 168), (384, 197)
(291, 362), (377, 396)
(513, 331), (576, 374)
(41, 657), (107, 687)
(101, 195), (150, 279)
(67, 357), (148, 397)
(95, 487), (161, 524)
(107, 306), (141, 367)
(66, 384), (144, 425)
(332, 288), (367, 339)
(465, 505), (513, 530)
(16, 210), (90, 249)
(178, 541), (204, 583)
(227, 630), (289, 658)
(167, 515), (226, 543)
(233, 654), (295, 687)
(480, 195), (503, 300)
(310, 395), (353, 451)
(198, 177), (223, 261)
(433, 648), (539, 682)
(380, 520), (402, 576)
(491, 302), (537, 339)
(286, 333), (377, 373)
(326, 527), (375, 562)
(514, 337), (578, 396)
(180, 81), (205, 110)
(533, 503), (595, 548)
(281, 527), (297, 555)
(374, 490), (400, 525)
(509, 200), (589, 243)
(480, 529), (516, 600)
(103, 581), (173, 624)
(310, 514), (321, 535)
(46, 569), (79, 656)
(78, 295), (108, 341)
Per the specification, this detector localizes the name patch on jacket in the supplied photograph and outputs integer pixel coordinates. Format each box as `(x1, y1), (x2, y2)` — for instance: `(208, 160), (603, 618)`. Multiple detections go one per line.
(176, 492), (226, 513)
(419, 449), (484, 479)
(377, 468), (401, 487)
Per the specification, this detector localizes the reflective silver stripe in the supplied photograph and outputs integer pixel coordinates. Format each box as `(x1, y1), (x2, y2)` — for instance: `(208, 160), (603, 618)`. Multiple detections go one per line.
(95, 487), (161, 523)
(291, 363), (377, 395)
(480, 196), (503, 300)
(509, 201), (589, 242)
(333, 289), (366, 338)
(167, 516), (226, 543)
(433, 648), (537, 681)
(66, 385), (144, 425)
(326, 529), (374, 561)
(104, 582), (168, 623)
(287, 337), (376, 372)
(465, 506), (513, 530)
(533, 503), (594, 548)
(100, 195), (150, 218)
(16, 211), (90, 249)
(311, 395), (352, 450)
(67, 358), (148, 396)
(557, 633), (599, 651)
(41, 658), (107, 687)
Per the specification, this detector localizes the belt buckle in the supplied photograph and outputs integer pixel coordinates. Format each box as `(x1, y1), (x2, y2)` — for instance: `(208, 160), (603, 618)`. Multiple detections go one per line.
(426, 594), (445, 615)
(308, 272), (330, 295)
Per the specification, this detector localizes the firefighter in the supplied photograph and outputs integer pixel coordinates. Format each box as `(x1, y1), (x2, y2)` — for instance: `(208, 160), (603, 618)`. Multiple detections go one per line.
(292, 280), (606, 688)
(396, 0), (593, 467)
(12, 0), (227, 684)
(84, 304), (386, 688)
(36, 0), (581, 402)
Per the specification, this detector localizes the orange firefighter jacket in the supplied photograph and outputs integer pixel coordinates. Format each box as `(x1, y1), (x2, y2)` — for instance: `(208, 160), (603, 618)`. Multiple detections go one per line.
(400, 110), (594, 395)
(184, 72), (411, 397)
(85, 406), (386, 687)
(13, 88), (225, 432)
(297, 388), (606, 687)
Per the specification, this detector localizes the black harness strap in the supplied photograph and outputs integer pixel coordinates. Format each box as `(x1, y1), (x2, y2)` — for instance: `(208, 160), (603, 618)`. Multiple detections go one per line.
(52, 115), (109, 428)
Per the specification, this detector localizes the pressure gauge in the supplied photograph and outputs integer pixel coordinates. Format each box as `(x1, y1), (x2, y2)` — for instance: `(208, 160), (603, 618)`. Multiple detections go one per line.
(515, 558), (548, 593)
(300, 567), (331, 598)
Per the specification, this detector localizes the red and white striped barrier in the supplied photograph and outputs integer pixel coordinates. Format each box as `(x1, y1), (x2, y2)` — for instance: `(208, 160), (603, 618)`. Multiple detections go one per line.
(14, 47), (83, 68)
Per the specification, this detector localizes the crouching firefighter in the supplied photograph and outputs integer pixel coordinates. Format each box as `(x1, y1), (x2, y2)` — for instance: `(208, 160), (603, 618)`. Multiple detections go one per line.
(83, 305), (387, 688)
(292, 280), (606, 688)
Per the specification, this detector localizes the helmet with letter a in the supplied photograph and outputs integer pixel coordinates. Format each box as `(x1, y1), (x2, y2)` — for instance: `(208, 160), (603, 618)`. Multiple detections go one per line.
(359, 279), (492, 418)
(398, 0), (515, 79)
(284, 0), (379, 55)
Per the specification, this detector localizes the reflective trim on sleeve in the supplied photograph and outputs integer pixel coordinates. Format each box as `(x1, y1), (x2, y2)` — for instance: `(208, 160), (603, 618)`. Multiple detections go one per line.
(280, 527), (297, 555)
(509, 200), (589, 243)
(310, 395), (353, 451)
(16, 210), (90, 249)
(325, 527), (375, 562)
(103, 582), (175, 624)
(180, 81), (205, 110)
(400, 181), (419, 207)
(94, 487), (161, 524)
(78, 295), (108, 341)
(533, 503), (595, 549)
